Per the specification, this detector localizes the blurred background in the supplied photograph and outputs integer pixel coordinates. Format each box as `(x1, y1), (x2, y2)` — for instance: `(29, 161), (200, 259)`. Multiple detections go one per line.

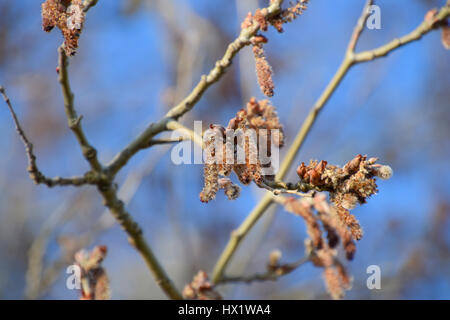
(0, 0), (449, 299)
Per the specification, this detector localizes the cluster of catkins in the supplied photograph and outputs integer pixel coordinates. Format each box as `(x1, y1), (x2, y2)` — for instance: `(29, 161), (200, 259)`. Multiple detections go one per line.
(183, 271), (222, 300)
(278, 156), (392, 298)
(74, 245), (110, 300)
(282, 194), (353, 299)
(296, 154), (393, 241)
(200, 98), (284, 203)
(41, 0), (86, 56)
(241, 1), (310, 97)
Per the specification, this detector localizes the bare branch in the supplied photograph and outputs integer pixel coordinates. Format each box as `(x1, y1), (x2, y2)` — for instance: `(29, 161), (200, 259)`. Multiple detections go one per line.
(347, 0), (374, 54)
(258, 179), (316, 198)
(96, 183), (183, 299)
(0, 86), (100, 187)
(165, 0), (284, 121)
(217, 255), (309, 285)
(106, 0), (285, 176)
(143, 137), (185, 148)
(57, 50), (183, 299)
(57, 47), (102, 172)
(166, 120), (204, 148)
(354, 5), (450, 62)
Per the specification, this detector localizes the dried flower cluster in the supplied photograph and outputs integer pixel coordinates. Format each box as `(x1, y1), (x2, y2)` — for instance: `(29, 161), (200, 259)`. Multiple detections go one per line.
(41, 0), (86, 56)
(296, 155), (393, 240)
(218, 178), (241, 200)
(269, 0), (310, 33)
(281, 194), (353, 299)
(183, 271), (222, 300)
(74, 245), (110, 300)
(276, 155), (392, 299)
(283, 193), (355, 259)
(242, 1), (310, 97)
(200, 98), (284, 202)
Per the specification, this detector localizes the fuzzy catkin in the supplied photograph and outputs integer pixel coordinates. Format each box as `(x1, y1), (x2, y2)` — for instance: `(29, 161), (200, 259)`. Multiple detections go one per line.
(252, 45), (275, 97)
(42, 0), (86, 56)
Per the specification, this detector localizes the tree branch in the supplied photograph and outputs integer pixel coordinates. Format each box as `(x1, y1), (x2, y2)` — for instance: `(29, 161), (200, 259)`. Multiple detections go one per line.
(96, 183), (183, 299)
(258, 179), (318, 197)
(217, 255), (309, 285)
(166, 120), (204, 148)
(143, 137), (185, 148)
(165, 0), (284, 121)
(0, 86), (100, 187)
(347, 0), (374, 54)
(105, 0), (285, 177)
(354, 5), (450, 63)
(57, 47), (102, 172)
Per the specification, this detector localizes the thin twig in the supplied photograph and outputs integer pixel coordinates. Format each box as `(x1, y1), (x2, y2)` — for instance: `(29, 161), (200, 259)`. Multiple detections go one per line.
(211, 1), (450, 284)
(354, 5), (450, 63)
(258, 179), (314, 197)
(97, 183), (183, 299)
(166, 120), (204, 148)
(347, 0), (374, 54)
(57, 47), (102, 172)
(144, 137), (185, 148)
(217, 255), (310, 285)
(0, 86), (100, 187)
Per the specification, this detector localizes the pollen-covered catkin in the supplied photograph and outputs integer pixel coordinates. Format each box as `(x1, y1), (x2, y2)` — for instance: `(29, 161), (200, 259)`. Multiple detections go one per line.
(74, 245), (110, 300)
(218, 178), (241, 200)
(295, 155), (393, 242)
(252, 43), (275, 97)
(41, 0), (86, 56)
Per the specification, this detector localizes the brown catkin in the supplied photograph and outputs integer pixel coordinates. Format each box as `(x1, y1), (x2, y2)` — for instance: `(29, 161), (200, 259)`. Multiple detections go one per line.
(200, 132), (220, 202)
(42, 0), (86, 56)
(283, 198), (323, 249)
(218, 178), (241, 200)
(323, 267), (344, 300)
(296, 155), (392, 244)
(252, 45), (274, 97)
(75, 245), (110, 300)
